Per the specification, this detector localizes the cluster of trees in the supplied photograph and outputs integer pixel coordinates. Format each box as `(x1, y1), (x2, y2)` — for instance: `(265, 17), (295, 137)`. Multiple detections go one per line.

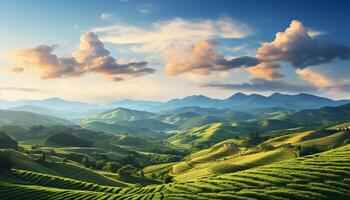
(0, 155), (14, 172)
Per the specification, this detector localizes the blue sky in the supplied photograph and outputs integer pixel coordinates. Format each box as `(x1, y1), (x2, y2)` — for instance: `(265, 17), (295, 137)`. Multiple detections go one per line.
(0, 0), (349, 102)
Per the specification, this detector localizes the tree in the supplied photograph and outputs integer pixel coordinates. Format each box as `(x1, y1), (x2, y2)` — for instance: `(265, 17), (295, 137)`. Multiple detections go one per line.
(39, 152), (47, 161)
(96, 160), (106, 170)
(163, 175), (173, 183)
(342, 139), (350, 146)
(0, 155), (14, 172)
(118, 164), (135, 176)
(82, 157), (89, 168)
(139, 170), (145, 178)
(105, 162), (121, 173)
(259, 143), (274, 151)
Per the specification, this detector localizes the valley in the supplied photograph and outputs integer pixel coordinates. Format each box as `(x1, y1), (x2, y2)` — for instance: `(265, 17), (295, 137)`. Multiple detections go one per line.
(0, 93), (350, 199)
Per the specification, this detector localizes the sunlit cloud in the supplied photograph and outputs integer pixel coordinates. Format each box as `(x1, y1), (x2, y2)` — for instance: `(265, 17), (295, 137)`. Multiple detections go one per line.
(92, 17), (253, 53)
(7, 32), (155, 81)
(164, 40), (259, 75)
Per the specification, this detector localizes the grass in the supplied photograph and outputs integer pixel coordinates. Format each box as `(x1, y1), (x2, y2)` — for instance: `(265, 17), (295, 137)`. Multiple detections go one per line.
(2, 144), (348, 199)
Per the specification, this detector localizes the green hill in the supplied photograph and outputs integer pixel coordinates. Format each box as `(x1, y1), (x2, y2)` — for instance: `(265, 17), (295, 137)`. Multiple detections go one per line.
(79, 107), (155, 124)
(81, 121), (158, 137)
(0, 144), (349, 200)
(153, 111), (200, 126)
(170, 122), (253, 148)
(179, 115), (227, 130)
(43, 133), (92, 147)
(0, 132), (18, 150)
(120, 119), (176, 131)
(281, 103), (350, 125)
(0, 110), (72, 126)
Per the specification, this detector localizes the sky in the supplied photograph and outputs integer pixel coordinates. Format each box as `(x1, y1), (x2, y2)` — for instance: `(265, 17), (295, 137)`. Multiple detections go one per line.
(0, 0), (349, 103)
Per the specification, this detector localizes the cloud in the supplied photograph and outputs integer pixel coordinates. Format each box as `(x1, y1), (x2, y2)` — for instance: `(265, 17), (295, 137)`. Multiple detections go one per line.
(0, 87), (49, 93)
(307, 29), (326, 37)
(296, 68), (332, 87)
(137, 4), (154, 14)
(92, 17), (253, 53)
(9, 45), (81, 79)
(8, 32), (155, 81)
(256, 20), (350, 68)
(203, 78), (317, 93)
(101, 13), (114, 20)
(164, 40), (259, 75)
(248, 62), (283, 81)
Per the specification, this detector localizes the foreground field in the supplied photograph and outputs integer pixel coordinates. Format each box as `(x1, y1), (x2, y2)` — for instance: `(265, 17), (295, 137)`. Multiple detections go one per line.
(1, 144), (349, 199)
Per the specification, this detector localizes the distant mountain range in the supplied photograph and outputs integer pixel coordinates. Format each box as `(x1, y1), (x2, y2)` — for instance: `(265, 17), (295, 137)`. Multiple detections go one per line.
(1, 93), (349, 115)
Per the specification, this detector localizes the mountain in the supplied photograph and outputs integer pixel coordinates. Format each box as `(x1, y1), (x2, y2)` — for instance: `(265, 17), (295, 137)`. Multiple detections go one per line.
(10, 105), (64, 117)
(78, 107), (156, 125)
(0, 109), (72, 126)
(1, 97), (99, 112)
(155, 92), (350, 111)
(106, 99), (162, 111)
(156, 95), (219, 111)
(1, 92), (349, 113)
(282, 103), (350, 125)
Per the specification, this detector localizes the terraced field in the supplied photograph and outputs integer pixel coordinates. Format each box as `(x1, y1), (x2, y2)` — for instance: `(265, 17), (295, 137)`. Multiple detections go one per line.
(1, 144), (349, 200)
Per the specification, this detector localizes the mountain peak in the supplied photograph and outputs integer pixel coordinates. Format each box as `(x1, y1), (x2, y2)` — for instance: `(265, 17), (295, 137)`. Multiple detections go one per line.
(227, 92), (248, 99)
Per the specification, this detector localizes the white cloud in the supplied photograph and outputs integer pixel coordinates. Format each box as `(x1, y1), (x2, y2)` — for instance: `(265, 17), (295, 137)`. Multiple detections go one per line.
(92, 17), (253, 53)
(100, 13), (114, 20)
(307, 28), (326, 37)
(137, 4), (154, 14)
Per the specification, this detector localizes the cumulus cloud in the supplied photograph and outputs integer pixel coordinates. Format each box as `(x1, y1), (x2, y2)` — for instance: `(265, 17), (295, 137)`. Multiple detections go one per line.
(203, 79), (317, 93)
(92, 17), (253, 53)
(8, 32), (155, 81)
(296, 68), (332, 87)
(248, 62), (283, 81)
(256, 20), (350, 68)
(164, 40), (259, 75)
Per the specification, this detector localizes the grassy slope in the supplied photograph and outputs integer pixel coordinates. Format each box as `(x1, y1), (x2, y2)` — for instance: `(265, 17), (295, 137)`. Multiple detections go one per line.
(170, 122), (249, 148)
(264, 129), (349, 150)
(0, 149), (125, 186)
(0, 110), (72, 126)
(0, 144), (349, 200)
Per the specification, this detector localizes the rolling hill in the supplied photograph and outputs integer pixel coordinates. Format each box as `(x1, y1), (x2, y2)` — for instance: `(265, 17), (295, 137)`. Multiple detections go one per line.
(81, 121), (159, 137)
(119, 119), (176, 131)
(0, 110), (72, 126)
(0, 144), (349, 200)
(281, 103), (350, 125)
(0, 132), (18, 150)
(43, 133), (93, 147)
(78, 107), (156, 124)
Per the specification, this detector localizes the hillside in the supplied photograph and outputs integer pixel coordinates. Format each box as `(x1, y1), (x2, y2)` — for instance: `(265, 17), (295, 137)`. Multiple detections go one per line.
(0, 110), (72, 126)
(282, 103), (350, 125)
(43, 133), (92, 147)
(0, 144), (349, 199)
(0, 132), (18, 150)
(79, 108), (155, 124)
(119, 119), (176, 131)
(170, 122), (250, 148)
(81, 121), (159, 137)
